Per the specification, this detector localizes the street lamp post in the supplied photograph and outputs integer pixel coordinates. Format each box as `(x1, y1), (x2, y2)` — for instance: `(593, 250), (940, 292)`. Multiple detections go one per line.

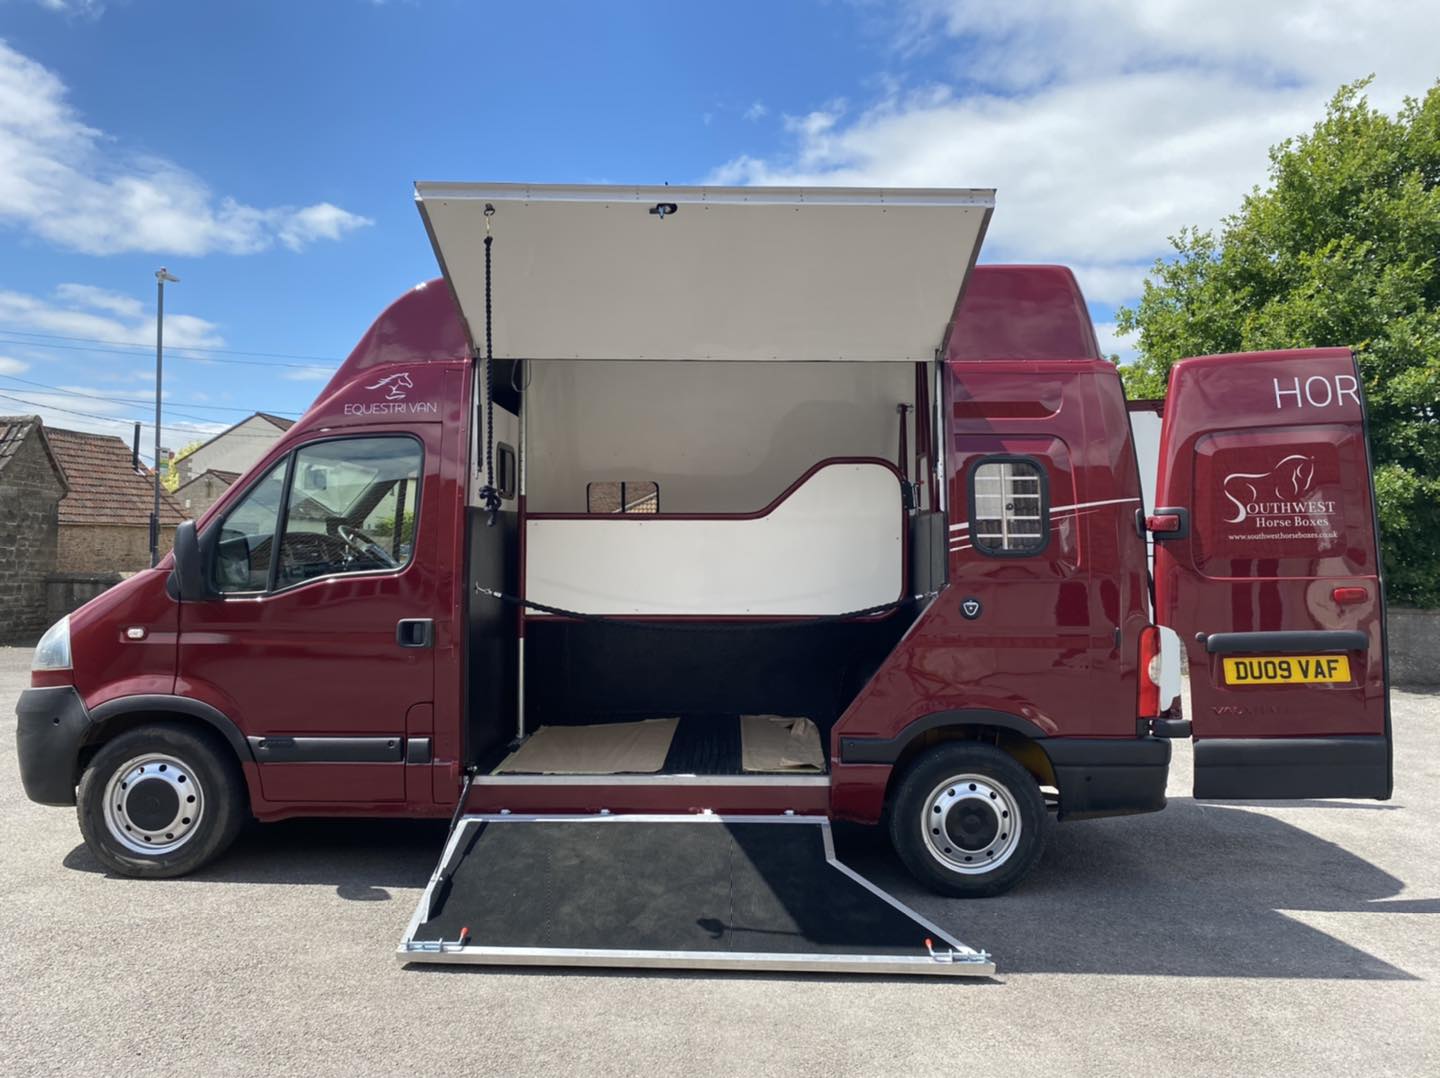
(151, 267), (179, 567)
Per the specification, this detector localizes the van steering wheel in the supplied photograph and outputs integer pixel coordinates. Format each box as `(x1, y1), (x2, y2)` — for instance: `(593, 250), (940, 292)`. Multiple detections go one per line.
(336, 524), (398, 568)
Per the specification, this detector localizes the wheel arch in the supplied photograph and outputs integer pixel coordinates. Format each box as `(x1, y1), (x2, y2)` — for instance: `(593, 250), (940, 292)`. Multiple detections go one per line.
(842, 709), (1057, 809)
(81, 696), (255, 775)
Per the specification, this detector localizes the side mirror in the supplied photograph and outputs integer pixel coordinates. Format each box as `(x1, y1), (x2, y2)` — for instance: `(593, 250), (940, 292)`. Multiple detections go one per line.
(170, 520), (218, 602)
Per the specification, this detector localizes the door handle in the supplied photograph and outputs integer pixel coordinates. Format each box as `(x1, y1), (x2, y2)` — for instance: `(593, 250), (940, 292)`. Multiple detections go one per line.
(396, 619), (434, 648)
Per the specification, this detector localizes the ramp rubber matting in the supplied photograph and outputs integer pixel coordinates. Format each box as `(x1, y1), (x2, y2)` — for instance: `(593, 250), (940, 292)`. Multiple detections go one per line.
(398, 815), (993, 976)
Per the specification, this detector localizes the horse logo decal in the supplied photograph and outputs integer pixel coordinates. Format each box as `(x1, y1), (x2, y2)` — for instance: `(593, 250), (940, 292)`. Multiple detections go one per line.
(364, 372), (413, 401)
(1221, 454), (1317, 524)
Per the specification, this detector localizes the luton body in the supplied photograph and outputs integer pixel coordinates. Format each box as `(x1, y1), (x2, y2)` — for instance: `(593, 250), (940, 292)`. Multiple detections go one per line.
(16, 185), (1390, 919)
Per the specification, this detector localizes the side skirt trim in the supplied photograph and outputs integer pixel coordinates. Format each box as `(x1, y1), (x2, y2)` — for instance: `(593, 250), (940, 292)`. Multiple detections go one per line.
(246, 735), (404, 764)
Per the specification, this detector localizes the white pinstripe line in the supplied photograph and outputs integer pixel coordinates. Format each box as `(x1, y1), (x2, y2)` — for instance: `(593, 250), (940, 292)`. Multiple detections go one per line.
(948, 496), (1140, 533)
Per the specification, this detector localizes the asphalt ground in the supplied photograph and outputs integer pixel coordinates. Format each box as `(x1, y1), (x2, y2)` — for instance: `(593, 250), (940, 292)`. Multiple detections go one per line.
(1, 646), (1436, 1077)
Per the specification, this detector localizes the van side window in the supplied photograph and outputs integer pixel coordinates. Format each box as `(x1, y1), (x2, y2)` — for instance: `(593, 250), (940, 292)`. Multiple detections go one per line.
(587, 481), (659, 514)
(213, 460), (289, 592)
(275, 436), (423, 588)
(969, 458), (1047, 555)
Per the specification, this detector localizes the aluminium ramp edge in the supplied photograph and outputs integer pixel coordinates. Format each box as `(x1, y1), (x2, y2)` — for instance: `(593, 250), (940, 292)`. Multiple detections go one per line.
(398, 814), (994, 977)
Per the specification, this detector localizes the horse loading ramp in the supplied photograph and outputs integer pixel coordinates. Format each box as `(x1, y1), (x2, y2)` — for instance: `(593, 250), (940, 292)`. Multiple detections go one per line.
(398, 815), (994, 977)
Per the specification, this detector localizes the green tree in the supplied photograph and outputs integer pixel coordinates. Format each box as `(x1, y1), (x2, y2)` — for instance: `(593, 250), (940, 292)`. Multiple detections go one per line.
(1118, 79), (1440, 605)
(162, 439), (204, 493)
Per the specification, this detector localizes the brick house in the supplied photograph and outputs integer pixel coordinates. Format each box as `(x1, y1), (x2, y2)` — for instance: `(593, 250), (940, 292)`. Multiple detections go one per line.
(174, 467), (240, 518)
(175, 412), (293, 486)
(45, 426), (188, 573)
(0, 417), (68, 644)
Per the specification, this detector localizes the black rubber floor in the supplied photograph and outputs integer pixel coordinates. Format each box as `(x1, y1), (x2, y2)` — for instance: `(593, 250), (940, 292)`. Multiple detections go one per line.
(412, 820), (938, 957)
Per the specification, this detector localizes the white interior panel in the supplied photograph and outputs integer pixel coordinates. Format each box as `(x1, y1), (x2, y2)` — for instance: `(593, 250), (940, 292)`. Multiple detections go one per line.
(524, 360), (917, 513)
(417, 183), (992, 363)
(526, 461), (904, 616)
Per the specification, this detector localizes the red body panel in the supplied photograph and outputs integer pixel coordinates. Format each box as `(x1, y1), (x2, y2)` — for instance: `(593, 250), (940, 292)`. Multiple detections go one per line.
(55, 268), (1384, 829)
(69, 571), (179, 706)
(1153, 349), (1386, 741)
(829, 359), (1149, 821)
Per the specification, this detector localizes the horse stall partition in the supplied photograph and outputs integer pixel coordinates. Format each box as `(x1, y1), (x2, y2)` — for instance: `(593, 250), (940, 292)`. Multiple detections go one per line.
(473, 358), (933, 778)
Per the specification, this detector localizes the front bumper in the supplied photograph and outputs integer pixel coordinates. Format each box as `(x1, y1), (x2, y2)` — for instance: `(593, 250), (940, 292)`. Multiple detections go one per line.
(15, 686), (89, 806)
(1040, 736), (1172, 821)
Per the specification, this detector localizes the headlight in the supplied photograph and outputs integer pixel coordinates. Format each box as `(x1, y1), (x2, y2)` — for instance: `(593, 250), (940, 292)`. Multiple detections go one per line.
(32, 616), (72, 671)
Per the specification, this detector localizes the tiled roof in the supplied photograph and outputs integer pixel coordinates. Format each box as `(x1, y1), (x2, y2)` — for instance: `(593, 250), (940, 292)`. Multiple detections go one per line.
(0, 415), (68, 490)
(46, 425), (187, 526)
(256, 413), (296, 431)
(175, 467), (242, 495)
(0, 415), (36, 472)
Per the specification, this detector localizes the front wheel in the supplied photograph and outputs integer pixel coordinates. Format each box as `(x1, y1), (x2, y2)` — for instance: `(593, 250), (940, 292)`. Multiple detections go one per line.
(888, 742), (1047, 898)
(77, 724), (249, 878)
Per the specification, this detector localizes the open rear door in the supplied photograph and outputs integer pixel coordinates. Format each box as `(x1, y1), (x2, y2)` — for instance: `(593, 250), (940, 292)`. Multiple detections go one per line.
(1152, 349), (1391, 800)
(399, 815), (993, 977)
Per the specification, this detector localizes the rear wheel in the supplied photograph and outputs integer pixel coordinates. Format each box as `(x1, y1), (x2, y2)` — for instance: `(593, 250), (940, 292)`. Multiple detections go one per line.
(888, 742), (1047, 897)
(77, 724), (248, 879)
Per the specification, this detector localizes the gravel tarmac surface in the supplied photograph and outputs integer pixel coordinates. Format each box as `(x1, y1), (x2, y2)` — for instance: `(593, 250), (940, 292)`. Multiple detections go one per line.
(1, 646), (1436, 1077)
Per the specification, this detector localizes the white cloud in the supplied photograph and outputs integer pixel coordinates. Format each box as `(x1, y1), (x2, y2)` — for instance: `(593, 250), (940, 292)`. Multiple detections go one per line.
(0, 355), (29, 375)
(744, 101), (768, 122)
(0, 39), (372, 256)
(0, 284), (225, 349)
(0, 381), (229, 450)
(35, 0), (105, 17)
(1093, 321), (1137, 364)
(279, 365), (335, 382)
(275, 203), (372, 252)
(53, 283), (144, 319)
(710, 2), (1440, 309)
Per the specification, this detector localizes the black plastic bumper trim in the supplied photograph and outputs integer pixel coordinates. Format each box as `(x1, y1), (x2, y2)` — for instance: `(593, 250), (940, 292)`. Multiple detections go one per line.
(1204, 630), (1367, 655)
(1040, 736), (1172, 821)
(1194, 736), (1391, 800)
(15, 686), (90, 806)
(247, 735), (403, 763)
(1149, 718), (1192, 738)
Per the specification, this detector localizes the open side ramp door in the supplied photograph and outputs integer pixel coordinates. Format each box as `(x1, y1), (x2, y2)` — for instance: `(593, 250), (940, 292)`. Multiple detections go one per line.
(399, 815), (994, 977)
(415, 183), (994, 363)
(1150, 348), (1391, 800)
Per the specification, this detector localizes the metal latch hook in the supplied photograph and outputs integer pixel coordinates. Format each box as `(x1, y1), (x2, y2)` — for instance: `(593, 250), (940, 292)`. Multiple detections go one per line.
(924, 937), (957, 964)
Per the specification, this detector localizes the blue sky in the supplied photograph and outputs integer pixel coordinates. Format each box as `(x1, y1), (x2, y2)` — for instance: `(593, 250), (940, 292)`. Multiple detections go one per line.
(1, 0), (1435, 459)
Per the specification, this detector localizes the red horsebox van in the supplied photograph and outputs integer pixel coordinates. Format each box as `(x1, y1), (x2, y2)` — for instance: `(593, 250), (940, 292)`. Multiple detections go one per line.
(16, 185), (1390, 976)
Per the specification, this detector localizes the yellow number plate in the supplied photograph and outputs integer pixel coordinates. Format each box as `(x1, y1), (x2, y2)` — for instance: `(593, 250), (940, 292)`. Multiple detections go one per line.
(1222, 655), (1352, 685)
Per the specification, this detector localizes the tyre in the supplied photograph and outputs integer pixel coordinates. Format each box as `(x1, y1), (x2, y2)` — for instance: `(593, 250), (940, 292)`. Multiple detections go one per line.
(77, 723), (248, 879)
(888, 742), (1047, 898)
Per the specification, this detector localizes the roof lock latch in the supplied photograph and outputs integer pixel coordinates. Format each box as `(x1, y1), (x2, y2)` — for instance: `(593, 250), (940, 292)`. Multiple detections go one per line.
(649, 202), (678, 220)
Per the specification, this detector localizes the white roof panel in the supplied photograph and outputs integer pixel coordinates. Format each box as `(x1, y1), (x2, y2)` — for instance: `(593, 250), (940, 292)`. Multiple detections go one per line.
(415, 183), (993, 362)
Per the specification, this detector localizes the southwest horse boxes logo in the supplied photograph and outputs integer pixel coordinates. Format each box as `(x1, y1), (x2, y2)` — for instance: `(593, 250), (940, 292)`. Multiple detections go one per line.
(1221, 452), (1339, 543)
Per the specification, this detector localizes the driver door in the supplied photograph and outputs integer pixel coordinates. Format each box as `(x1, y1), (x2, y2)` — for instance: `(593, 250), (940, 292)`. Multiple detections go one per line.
(176, 431), (438, 805)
